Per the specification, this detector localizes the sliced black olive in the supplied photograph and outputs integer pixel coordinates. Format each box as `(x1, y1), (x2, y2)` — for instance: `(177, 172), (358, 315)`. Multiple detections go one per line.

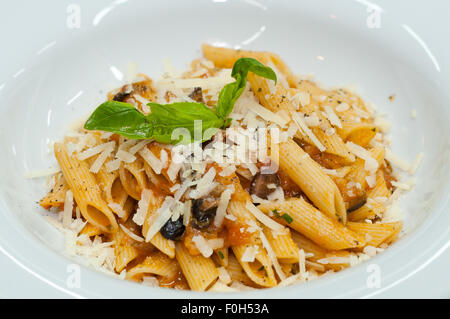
(250, 172), (280, 199)
(191, 199), (217, 229)
(112, 91), (131, 102)
(347, 196), (367, 212)
(160, 216), (185, 240)
(188, 87), (204, 103)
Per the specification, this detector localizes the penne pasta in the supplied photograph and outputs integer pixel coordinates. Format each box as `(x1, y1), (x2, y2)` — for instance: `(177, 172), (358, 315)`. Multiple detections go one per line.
(119, 158), (148, 200)
(141, 189), (176, 258)
(176, 243), (219, 291)
(232, 243), (277, 287)
(39, 173), (68, 209)
(113, 226), (139, 272)
(258, 198), (365, 250)
(126, 252), (180, 281)
(270, 138), (347, 223)
(54, 143), (118, 233)
(263, 227), (299, 264)
(347, 221), (402, 247)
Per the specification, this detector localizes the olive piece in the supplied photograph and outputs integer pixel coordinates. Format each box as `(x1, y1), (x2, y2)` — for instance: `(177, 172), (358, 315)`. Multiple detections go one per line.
(188, 87), (204, 103)
(191, 199), (217, 229)
(112, 91), (131, 102)
(347, 196), (367, 212)
(250, 172), (280, 199)
(160, 216), (185, 240)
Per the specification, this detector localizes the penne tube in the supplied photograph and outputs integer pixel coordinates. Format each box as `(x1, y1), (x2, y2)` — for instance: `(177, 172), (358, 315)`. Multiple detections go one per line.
(368, 170), (391, 199)
(126, 252), (180, 281)
(270, 138), (347, 223)
(39, 173), (68, 209)
(176, 243), (219, 291)
(141, 189), (176, 258)
(263, 227), (299, 264)
(258, 198), (365, 250)
(348, 199), (385, 222)
(338, 122), (377, 147)
(54, 143), (118, 233)
(226, 253), (256, 287)
(79, 222), (103, 237)
(347, 221), (402, 247)
(119, 158), (148, 200)
(232, 243), (277, 287)
(213, 247), (229, 267)
(113, 226), (139, 272)
(290, 230), (351, 271)
(95, 161), (130, 220)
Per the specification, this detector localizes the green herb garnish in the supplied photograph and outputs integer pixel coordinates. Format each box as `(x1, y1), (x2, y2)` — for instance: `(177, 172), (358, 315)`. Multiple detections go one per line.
(272, 209), (293, 224)
(84, 58), (276, 144)
(281, 213), (293, 224)
(218, 251), (224, 259)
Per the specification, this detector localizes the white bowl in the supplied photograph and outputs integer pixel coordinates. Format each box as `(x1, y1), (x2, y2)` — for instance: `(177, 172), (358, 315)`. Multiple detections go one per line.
(0, 0), (449, 298)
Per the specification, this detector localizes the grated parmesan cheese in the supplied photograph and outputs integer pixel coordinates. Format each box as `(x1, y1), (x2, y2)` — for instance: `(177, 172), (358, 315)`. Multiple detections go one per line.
(246, 99), (288, 127)
(116, 149), (136, 163)
(385, 149), (411, 171)
(346, 141), (378, 173)
(167, 161), (182, 182)
(241, 245), (259, 262)
(182, 200), (192, 226)
(105, 158), (122, 172)
(291, 92), (310, 110)
(192, 235), (213, 258)
(139, 147), (164, 174)
(133, 189), (151, 226)
(189, 167), (217, 199)
(317, 256), (350, 265)
(391, 181), (411, 190)
(209, 281), (236, 292)
(218, 267), (232, 284)
(245, 201), (285, 232)
(90, 143), (115, 173)
(324, 105), (342, 128)
(335, 102), (350, 112)
(119, 224), (144, 242)
(108, 203), (126, 219)
(259, 230), (286, 281)
(365, 174), (377, 188)
(77, 141), (115, 161)
(24, 167), (61, 179)
(142, 276), (159, 287)
(214, 185), (235, 227)
(128, 140), (151, 155)
(291, 111), (326, 152)
(145, 196), (175, 241)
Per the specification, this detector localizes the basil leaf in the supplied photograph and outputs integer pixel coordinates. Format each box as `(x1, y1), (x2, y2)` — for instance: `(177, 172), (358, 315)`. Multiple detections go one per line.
(215, 57), (277, 120)
(84, 100), (152, 139)
(147, 102), (224, 144)
(84, 100), (224, 144)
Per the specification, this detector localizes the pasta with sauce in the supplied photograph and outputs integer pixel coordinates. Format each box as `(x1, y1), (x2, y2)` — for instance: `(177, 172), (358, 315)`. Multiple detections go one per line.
(37, 45), (416, 291)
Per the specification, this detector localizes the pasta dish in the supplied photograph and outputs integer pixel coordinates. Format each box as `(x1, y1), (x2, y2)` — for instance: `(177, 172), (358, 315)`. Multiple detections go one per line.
(38, 45), (421, 291)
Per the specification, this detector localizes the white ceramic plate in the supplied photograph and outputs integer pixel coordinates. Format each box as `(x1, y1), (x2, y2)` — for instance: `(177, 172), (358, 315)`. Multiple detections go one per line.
(0, 0), (449, 298)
